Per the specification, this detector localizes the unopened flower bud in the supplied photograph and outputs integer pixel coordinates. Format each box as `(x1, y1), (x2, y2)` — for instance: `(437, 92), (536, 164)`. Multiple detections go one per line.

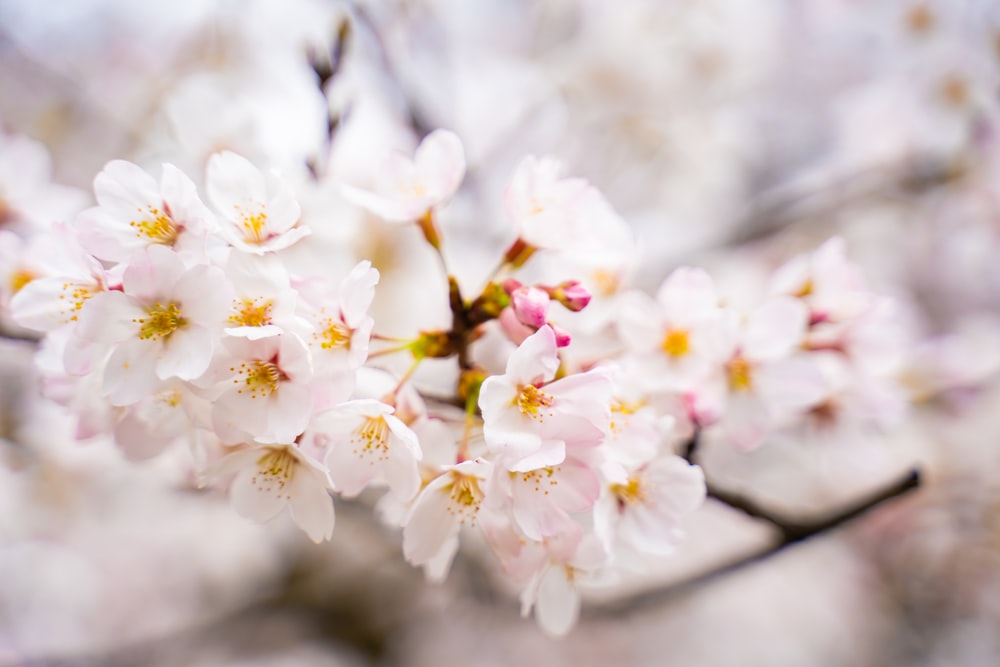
(549, 280), (592, 312)
(550, 323), (572, 348)
(511, 285), (550, 328)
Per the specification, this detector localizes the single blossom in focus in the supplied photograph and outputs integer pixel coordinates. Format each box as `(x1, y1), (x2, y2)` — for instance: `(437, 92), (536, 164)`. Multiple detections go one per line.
(403, 458), (492, 575)
(210, 442), (335, 543)
(208, 333), (315, 445)
(75, 160), (212, 263)
(75, 245), (230, 405)
(206, 151), (309, 254)
(307, 399), (423, 501)
(479, 325), (612, 471)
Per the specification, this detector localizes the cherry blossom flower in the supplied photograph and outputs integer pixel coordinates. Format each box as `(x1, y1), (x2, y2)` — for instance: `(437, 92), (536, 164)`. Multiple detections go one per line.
(205, 151), (309, 254)
(504, 156), (591, 251)
(595, 456), (705, 565)
(209, 442), (334, 543)
(8, 224), (108, 333)
(483, 515), (607, 637)
(221, 252), (299, 340)
(403, 458), (492, 573)
(208, 333), (315, 445)
(338, 129), (465, 223)
(306, 399), (423, 501)
(478, 326), (612, 471)
(485, 456), (600, 541)
(74, 160), (212, 263)
(700, 297), (827, 450)
(75, 245), (230, 405)
(297, 260), (379, 377)
(617, 267), (729, 392)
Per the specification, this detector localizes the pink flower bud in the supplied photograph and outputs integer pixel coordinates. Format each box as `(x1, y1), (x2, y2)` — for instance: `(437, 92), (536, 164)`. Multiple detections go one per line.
(549, 323), (572, 348)
(511, 285), (550, 329)
(551, 280), (592, 312)
(501, 278), (523, 296)
(498, 307), (534, 345)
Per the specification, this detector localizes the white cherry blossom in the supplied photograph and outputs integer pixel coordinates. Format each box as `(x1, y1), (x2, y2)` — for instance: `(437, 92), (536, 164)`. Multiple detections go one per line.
(479, 326), (612, 472)
(339, 129), (465, 223)
(205, 151), (308, 254)
(210, 442), (335, 543)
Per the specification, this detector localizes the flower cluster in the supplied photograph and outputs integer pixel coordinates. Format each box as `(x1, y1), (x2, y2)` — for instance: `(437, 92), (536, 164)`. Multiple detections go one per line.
(3, 123), (911, 637)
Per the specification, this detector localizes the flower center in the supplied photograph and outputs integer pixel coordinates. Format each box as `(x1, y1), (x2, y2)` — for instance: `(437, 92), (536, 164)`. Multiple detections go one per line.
(610, 477), (645, 508)
(235, 203), (270, 244)
(444, 471), (485, 523)
(231, 360), (284, 398)
(252, 447), (296, 491)
(351, 416), (391, 461)
(229, 297), (273, 328)
(130, 204), (179, 245)
(661, 329), (690, 357)
(62, 282), (95, 323)
(135, 302), (186, 341)
(727, 356), (754, 392)
(512, 466), (559, 495)
(318, 319), (352, 350)
(9, 269), (34, 294)
(515, 384), (555, 419)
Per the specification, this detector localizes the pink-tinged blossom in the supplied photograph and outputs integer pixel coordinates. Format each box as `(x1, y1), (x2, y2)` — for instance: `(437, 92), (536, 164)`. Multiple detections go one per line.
(701, 297), (826, 450)
(112, 379), (210, 462)
(403, 458), (492, 574)
(339, 129), (465, 223)
(483, 516), (607, 637)
(205, 151), (308, 254)
(306, 399), (423, 501)
(771, 237), (873, 325)
(74, 160), (211, 264)
(595, 456), (705, 565)
(479, 326), (612, 472)
(617, 267), (728, 392)
(75, 245), (230, 405)
(208, 442), (335, 543)
(208, 333), (315, 445)
(485, 456), (600, 541)
(9, 224), (108, 333)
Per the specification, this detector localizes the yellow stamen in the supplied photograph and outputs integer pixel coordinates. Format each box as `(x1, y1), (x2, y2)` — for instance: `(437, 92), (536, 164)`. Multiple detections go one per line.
(610, 477), (645, 508)
(251, 447), (297, 493)
(9, 269), (35, 294)
(661, 329), (690, 357)
(727, 356), (754, 392)
(229, 297), (273, 328)
(134, 302), (186, 341)
(317, 319), (352, 350)
(515, 384), (555, 419)
(130, 205), (179, 245)
(351, 415), (391, 461)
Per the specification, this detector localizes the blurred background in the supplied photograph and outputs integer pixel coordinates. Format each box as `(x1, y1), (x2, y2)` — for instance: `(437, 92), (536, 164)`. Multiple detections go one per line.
(2, 0), (1000, 665)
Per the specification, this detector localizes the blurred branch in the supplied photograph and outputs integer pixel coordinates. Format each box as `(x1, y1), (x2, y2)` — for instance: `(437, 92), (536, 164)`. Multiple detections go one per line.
(590, 435), (922, 616)
(727, 155), (961, 247)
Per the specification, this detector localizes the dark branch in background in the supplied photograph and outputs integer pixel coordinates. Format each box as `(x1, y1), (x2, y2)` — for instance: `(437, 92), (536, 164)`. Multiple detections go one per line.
(725, 155), (960, 248)
(588, 433), (922, 616)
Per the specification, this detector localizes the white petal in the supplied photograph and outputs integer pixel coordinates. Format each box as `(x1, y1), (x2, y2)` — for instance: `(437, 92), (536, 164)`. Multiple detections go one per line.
(288, 469), (335, 543)
(535, 566), (580, 637)
(229, 466), (286, 523)
(403, 475), (458, 565)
